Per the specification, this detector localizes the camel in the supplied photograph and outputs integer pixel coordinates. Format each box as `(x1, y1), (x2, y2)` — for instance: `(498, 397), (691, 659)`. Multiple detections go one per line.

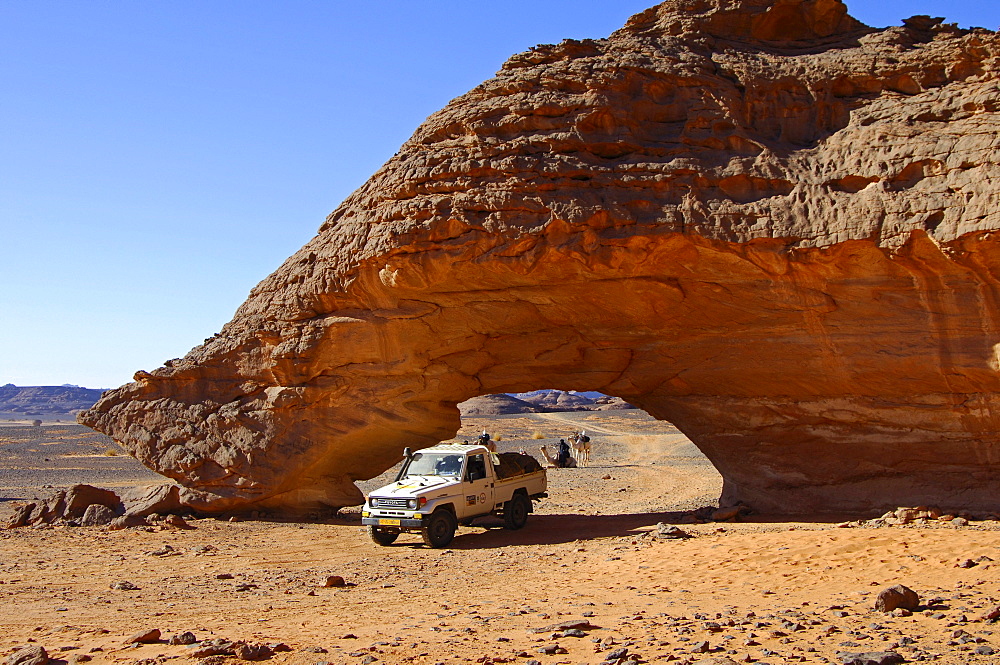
(539, 445), (577, 469)
(569, 431), (591, 466)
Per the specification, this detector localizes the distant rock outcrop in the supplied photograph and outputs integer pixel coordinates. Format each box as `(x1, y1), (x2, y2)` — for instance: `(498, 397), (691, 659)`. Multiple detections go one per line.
(458, 394), (541, 416)
(0, 384), (104, 417)
(81, 0), (1000, 516)
(459, 390), (635, 415)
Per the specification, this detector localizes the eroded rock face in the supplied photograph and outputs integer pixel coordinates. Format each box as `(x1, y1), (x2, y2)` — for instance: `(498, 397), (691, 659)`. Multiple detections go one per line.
(80, 0), (1000, 515)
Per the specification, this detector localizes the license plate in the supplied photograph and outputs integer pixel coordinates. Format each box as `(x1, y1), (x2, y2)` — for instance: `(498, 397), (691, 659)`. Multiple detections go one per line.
(379, 519), (400, 526)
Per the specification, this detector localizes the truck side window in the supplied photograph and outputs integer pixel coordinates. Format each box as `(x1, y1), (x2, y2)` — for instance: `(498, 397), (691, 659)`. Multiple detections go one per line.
(466, 454), (486, 481)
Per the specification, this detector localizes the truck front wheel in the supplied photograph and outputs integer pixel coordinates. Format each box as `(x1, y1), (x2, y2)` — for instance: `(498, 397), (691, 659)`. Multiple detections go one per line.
(367, 525), (399, 546)
(503, 494), (530, 530)
(422, 510), (457, 548)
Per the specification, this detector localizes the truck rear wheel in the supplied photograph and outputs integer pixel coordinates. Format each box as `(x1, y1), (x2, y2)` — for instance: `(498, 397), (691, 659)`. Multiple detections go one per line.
(367, 525), (399, 546)
(503, 493), (530, 530)
(422, 510), (457, 548)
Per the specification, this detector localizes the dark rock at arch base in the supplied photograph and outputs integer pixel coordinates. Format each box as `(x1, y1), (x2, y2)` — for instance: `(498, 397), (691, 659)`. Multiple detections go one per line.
(81, 0), (1000, 516)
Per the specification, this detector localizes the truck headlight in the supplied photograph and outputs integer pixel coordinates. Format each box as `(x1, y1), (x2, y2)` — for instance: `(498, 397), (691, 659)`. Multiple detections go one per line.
(407, 499), (418, 510)
(370, 497), (379, 507)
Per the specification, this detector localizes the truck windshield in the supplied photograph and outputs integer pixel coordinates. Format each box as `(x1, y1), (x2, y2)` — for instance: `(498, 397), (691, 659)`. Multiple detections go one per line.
(405, 452), (464, 477)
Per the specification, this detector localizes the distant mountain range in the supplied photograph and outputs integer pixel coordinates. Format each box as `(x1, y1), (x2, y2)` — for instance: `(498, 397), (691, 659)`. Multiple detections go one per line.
(0, 384), (106, 417)
(0, 384), (630, 419)
(459, 390), (634, 416)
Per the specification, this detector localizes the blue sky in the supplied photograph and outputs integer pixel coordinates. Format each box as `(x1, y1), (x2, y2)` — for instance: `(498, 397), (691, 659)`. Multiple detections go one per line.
(2, 1), (998, 390)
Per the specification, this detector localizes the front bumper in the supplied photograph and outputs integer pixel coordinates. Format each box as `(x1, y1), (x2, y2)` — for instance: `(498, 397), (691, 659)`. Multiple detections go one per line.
(362, 516), (425, 529)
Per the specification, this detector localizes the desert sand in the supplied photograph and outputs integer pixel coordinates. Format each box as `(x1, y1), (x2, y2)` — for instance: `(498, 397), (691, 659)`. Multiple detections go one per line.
(3, 412), (1000, 665)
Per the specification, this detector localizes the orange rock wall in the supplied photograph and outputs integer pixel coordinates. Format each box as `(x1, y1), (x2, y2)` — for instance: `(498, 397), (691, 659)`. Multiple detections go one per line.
(81, 0), (1000, 515)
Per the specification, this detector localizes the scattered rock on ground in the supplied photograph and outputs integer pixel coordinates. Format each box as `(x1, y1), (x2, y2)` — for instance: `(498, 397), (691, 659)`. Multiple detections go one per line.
(711, 505), (750, 521)
(124, 629), (160, 644)
(122, 484), (183, 517)
(836, 652), (904, 665)
(874, 585), (919, 613)
(63, 485), (123, 519)
(530, 620), (593, 634)
(6, 646), (48, 665)
(6, 485), (124, 528)
(108, 514), (149, 530)
(191, 640), (236, 658)
(168, 632), (197, 645)
(656, 523), (693, 539)
(80, 504), (116, 526)
(233, 642), (273, 661)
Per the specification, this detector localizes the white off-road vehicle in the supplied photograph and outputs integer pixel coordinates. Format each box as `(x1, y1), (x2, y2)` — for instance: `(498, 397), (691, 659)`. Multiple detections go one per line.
(362, 443), (547, 548)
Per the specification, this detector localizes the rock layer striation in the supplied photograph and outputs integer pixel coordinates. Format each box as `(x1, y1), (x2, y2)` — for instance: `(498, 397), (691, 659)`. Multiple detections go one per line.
(81, 0), (1000, 515)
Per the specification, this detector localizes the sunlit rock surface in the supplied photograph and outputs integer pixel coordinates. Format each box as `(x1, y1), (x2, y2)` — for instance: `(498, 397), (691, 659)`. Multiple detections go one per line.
(81, 0), (1000, 515)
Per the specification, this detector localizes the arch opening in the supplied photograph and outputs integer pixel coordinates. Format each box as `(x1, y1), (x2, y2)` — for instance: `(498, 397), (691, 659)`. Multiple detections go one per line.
(355, 387), (725, 519)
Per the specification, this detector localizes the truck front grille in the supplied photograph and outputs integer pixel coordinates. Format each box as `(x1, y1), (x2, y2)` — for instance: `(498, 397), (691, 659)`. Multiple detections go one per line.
(377, 498), (410, 508)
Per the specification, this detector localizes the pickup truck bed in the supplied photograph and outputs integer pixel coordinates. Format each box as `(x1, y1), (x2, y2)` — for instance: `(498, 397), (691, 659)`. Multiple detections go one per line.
(494, 452), (543, 480)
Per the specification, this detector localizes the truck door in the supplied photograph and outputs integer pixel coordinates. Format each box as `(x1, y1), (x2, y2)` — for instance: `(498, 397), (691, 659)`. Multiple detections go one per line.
(460, 453), (495, 519)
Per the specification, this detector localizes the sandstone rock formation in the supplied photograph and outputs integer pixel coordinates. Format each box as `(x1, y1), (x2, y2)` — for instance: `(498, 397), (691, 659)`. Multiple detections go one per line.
(81, 0), (1000, 515)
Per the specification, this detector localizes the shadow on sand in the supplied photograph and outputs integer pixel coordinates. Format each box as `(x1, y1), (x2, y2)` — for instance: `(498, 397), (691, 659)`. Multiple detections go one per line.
(378, 511), (688, 549)
(349, 509), (874, 550)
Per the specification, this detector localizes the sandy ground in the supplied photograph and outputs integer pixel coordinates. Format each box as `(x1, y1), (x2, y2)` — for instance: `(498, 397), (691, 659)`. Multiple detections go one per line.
(3, 412), (1000, 665)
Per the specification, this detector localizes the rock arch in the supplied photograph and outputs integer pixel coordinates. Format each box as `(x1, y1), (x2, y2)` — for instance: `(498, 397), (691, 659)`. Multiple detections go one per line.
(81, 0), (1000, 516)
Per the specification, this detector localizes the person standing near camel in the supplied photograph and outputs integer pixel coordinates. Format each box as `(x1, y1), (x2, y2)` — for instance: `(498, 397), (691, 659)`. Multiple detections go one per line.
(556, 439), (571, 468)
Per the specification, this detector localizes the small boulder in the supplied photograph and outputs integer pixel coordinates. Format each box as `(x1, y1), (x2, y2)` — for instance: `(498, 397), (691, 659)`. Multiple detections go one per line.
(6, 646), (48, 665)
(124, 629), (161, 644)
(602, 648), (628, 662)
(530, 620), (593, 634)
(7, 503), (38, 528)
(836, 652), (904, 665)
(168, 632), (197, 645)
(80, 504), (116, 527)
(122, 484), (182, 517)
(163, 514), (191, 529)
(64, 485), (123, 519)
(323, 576), (346, 588)
(108, 514), (149, 530)
(874, 585), (919, 613)
(656, 523), (693, 539)
(233, 642), (273, 661)
(711, 505), (749, 521)
(191, 640), (235, 658)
